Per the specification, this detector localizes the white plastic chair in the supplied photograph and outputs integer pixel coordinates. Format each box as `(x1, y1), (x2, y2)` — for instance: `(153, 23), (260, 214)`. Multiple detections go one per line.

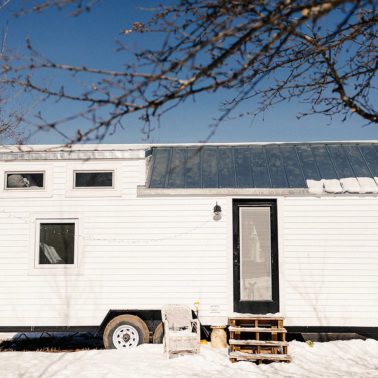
(161, 304), (200, 358)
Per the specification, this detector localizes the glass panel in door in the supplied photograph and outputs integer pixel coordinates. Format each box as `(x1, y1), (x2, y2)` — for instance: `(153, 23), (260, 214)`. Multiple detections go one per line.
(240, 207), (272, 301)
(233, 200), (279, 314)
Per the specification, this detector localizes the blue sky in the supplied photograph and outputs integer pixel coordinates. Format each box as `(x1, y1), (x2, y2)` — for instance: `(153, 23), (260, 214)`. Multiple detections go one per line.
(1, 0), (377, 144)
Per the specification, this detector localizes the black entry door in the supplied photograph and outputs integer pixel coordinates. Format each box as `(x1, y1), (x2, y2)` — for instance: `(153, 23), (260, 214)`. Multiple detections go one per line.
(233, 199), (279, 313)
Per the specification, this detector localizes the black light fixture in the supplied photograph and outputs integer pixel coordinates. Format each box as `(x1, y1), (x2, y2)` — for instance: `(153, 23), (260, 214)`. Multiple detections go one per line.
(213, 202), (222, 221)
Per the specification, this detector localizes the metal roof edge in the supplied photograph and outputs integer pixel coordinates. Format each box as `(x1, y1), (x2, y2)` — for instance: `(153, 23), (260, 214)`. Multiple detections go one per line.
(149, 140), (378, 148)
(1, 140), (378, 153)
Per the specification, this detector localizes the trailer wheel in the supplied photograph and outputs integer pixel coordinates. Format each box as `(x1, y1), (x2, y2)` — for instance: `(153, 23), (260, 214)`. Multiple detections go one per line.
(103, 314), (149, 349)
(152, 322), (164, 344)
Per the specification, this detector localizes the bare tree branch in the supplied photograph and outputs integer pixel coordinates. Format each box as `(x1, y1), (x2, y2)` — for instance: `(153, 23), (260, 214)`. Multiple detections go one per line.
(0, 0), (377, 143)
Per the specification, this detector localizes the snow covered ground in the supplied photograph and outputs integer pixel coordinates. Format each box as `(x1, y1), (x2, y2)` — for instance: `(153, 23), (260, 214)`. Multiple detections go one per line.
(1, 339), (378, 378)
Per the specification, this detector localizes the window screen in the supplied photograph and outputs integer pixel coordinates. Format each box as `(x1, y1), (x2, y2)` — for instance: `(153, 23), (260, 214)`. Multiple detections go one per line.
(74, 172), (113, 188)
(6, 173), (44, 189)
(39, 223), (75, 265)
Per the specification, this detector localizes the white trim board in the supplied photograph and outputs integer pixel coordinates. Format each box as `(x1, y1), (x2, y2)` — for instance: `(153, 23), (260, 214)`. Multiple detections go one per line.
(137, 186), (378, 198)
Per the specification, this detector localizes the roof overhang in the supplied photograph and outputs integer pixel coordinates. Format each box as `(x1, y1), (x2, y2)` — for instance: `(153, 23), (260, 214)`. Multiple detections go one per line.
(137, 186), (309, 197)
(137, 185), (378, 197)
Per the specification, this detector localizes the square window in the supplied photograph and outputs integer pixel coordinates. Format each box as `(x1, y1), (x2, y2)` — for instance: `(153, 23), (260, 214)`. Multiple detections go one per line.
(74, 171), (113, 188)
(39, 223), (76, 265)
(6, 172), (44, 189)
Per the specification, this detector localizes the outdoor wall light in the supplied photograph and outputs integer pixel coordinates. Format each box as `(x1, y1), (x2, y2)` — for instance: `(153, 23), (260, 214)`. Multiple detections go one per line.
(213, 202), (222, 221)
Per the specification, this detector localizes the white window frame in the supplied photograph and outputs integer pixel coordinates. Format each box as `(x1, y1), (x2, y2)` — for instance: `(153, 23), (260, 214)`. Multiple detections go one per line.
(4, 171), (46, 190)
(73, 170), (114, 189)
(66, 162), (121, 197)
(1, 164), (52, 198)
(34, 218), (79, 270)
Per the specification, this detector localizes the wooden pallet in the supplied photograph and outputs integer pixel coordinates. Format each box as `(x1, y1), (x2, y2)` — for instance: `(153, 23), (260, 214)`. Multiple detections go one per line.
(229, 326), (287, 333)
(229, 351), (292, 363)
(228, 315), (291, 364)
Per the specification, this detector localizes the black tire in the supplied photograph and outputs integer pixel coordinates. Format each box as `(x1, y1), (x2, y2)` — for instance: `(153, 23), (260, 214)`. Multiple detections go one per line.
(152, 322), (164, 344)
(103, 314), (150, 349)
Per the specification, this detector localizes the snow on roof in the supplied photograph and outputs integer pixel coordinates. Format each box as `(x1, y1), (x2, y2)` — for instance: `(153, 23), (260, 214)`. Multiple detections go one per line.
(307, 177), (378, 194)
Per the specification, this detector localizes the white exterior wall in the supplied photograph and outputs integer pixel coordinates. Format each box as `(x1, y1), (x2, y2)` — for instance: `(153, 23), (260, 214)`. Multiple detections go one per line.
(0, 157), (230, 327)
(1, 153), (378, 328)
(281, 196), (378, 327)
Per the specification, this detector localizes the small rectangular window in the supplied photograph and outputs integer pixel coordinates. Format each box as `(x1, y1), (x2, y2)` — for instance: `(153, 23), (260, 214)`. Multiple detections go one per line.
(39, 223), (75, 265)
(74, 171), (113, 188)
(6, 172), (44, 189)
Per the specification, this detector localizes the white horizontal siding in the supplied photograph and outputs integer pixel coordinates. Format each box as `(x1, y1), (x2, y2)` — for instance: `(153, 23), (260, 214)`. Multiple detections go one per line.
(2, 156), (378, 329)
(0, 158), (230, 327)
(282, 196), (378, 327)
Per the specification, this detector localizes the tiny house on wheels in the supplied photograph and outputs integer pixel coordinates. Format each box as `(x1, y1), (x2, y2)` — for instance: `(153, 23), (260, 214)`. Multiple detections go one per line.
(1, 142), (378, 348)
